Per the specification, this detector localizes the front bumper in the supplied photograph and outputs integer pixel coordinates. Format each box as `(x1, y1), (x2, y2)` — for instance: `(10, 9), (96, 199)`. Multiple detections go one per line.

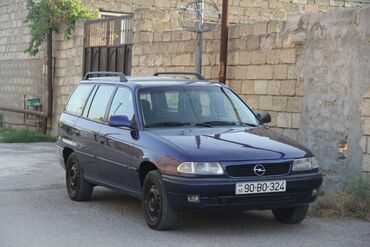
(56, 144), (65, 169)
(162, 172), (323, 211)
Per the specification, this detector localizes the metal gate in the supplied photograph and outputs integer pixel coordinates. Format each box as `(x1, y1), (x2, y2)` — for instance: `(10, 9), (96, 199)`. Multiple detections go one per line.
(84, 15), (133, 76)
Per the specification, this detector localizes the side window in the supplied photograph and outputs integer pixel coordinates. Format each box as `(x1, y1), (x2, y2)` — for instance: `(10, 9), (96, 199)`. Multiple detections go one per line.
(198, 91), (212, 117)
(108, 87), (134, 120)
(82, 86), (98, 118)
(164, 91), (179, 111)
(139, 92), (152, 105)
(87, 85), (115, 122)
(65, 84), (94, 116)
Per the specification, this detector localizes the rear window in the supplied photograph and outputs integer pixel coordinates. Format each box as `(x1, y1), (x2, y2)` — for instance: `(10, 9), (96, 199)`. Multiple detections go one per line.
(65, 84), (94, 116)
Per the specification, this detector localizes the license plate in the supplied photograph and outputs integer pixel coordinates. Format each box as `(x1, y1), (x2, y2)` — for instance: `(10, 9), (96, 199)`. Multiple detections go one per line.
(235, 180), (286, 195)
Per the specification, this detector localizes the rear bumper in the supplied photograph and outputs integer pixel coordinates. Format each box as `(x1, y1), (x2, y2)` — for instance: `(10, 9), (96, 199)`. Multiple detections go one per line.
(162, 172), (323, 212)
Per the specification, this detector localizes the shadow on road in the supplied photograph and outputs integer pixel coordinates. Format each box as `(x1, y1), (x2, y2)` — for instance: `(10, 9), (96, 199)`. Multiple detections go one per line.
(87, 187), (301, 233)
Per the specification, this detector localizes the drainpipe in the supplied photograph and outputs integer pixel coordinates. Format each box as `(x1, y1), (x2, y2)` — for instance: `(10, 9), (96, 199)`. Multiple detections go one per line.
(218, 0), (229, 84)
(46, 29), (53, 133)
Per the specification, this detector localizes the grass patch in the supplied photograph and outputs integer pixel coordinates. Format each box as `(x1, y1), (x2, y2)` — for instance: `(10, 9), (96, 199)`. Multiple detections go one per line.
(0, 127), (56, 143)
(310, 176), (370, 221)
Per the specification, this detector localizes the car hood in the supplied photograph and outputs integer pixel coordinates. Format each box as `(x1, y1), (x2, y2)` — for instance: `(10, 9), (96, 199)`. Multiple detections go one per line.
(151, 127), (312, 162)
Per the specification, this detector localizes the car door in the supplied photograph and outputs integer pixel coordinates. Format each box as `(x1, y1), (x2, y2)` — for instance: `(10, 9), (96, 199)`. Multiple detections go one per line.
(97, 86), (137, 191)
(75, 84), (116, 181)
(61, 83), (95, 166)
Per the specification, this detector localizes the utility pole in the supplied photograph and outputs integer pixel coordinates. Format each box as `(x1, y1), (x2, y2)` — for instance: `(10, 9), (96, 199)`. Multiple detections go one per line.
(195, 31), (203, 74)
(46, 29), (53, 134)
(195, 1), (204, 74)
(218, 0), (229, 84)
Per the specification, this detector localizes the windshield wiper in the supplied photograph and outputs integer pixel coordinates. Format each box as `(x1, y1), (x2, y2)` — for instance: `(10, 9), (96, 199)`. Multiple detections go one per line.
(194, 123), (213, 127)
(146, 121), (191, 128)
(195, 121), (258, 127)
(237, 122), (258, 127)
(195, 121), (236, 126)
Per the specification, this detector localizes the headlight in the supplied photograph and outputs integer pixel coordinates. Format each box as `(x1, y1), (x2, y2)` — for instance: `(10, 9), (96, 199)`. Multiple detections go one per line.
(177, 162), (224, 175)
(292, 157), (319, 172)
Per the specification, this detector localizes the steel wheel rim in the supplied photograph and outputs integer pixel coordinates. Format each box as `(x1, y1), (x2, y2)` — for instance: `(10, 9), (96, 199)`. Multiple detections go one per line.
(69, 162), (79, 193)
(145, 184), (161, 222)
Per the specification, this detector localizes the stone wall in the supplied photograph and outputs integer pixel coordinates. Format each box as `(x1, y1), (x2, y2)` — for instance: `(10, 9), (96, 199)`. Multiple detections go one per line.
(0, 0), (85, 131)
(81, 0), (369, 31)
(225, 21), (303, 141)
(220, 0), (368, 23)
(296, 7), (370, 186)
(132, 7), (370, 184)
(361, 87), (370, 173)
(132, 21), (303, 141)
(0, 0), (45, 126)
(228, 10), (370, 181)
(225, 7), (370, 184)
(51, 22), (85, 132)
(1, 0), (368, 128)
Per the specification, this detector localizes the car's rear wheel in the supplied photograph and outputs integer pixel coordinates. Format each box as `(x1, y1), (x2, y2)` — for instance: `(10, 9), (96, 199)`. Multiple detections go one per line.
(66, 153), (93, 201)
(272, 205), (309, 224)
(142, 170), (177, 230)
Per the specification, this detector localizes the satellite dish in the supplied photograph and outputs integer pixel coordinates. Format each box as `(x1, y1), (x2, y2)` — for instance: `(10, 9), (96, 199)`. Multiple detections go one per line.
(180, 0), (221, 33)
(179, 0), (221, 74)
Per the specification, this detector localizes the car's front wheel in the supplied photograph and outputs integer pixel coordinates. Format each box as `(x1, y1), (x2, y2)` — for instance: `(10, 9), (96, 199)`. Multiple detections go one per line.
(142, 170), (177, 230)
(66, 153), (93, 201)
(272, 205), (309, 224)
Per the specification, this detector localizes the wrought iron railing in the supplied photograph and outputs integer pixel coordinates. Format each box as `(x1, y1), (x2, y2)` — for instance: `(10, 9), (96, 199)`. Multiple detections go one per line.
(85, 15), (133, 47)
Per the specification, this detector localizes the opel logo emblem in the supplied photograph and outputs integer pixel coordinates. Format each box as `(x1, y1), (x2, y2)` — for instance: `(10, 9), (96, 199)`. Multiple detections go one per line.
(254, 164), (266, 176)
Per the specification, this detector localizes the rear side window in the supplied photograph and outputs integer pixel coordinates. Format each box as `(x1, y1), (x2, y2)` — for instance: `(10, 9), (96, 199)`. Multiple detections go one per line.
(108, 87), (134, 120)
(65, 84), (94, 116)
(87, 85), (115, 122)
(82, 86), (98, 118)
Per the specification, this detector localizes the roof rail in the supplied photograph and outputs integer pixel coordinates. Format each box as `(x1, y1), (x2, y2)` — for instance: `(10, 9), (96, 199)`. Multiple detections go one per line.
(153, 72), (206, 80)
(84, 71), (128, 82)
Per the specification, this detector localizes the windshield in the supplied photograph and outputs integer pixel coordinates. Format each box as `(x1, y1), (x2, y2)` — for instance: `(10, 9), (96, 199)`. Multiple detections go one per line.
(138, 86), (260, 128)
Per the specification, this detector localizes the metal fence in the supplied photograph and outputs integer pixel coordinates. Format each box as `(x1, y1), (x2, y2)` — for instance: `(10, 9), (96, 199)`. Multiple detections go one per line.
(85, 15), (133, 47)
(84, 15), (133, 76)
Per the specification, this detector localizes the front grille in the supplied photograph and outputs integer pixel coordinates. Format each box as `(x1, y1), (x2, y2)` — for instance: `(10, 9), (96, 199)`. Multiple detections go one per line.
(226, 162), (291, 177)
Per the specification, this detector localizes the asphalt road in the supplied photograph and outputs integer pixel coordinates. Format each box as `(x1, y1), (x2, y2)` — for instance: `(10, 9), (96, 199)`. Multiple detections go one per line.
(0, 143), (369, 247)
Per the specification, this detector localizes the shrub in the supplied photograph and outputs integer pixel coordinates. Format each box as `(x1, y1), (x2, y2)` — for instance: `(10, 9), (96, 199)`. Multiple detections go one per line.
(24, 0), (97, 55)
(0, 127), (56, 143)
(311, 176), (370, 221)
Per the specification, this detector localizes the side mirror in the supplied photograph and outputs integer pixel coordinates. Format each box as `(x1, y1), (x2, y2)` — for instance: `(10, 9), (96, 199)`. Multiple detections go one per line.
(256, 112), (271, 124)
(109, 115), (133, 128)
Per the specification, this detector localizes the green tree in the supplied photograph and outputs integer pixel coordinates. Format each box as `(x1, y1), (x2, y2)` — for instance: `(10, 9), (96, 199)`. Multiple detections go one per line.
(24, 0), (98, 55)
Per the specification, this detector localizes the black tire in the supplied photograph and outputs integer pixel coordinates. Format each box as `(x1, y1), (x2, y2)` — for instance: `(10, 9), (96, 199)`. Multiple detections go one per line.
(66, 153), (93, 201)
(272, 205), (309, 224)
(142, 170), (178, 230)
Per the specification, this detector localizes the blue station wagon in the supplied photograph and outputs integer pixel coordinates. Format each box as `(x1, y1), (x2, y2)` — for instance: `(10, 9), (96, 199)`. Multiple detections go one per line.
(57, 71), (323, 230)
